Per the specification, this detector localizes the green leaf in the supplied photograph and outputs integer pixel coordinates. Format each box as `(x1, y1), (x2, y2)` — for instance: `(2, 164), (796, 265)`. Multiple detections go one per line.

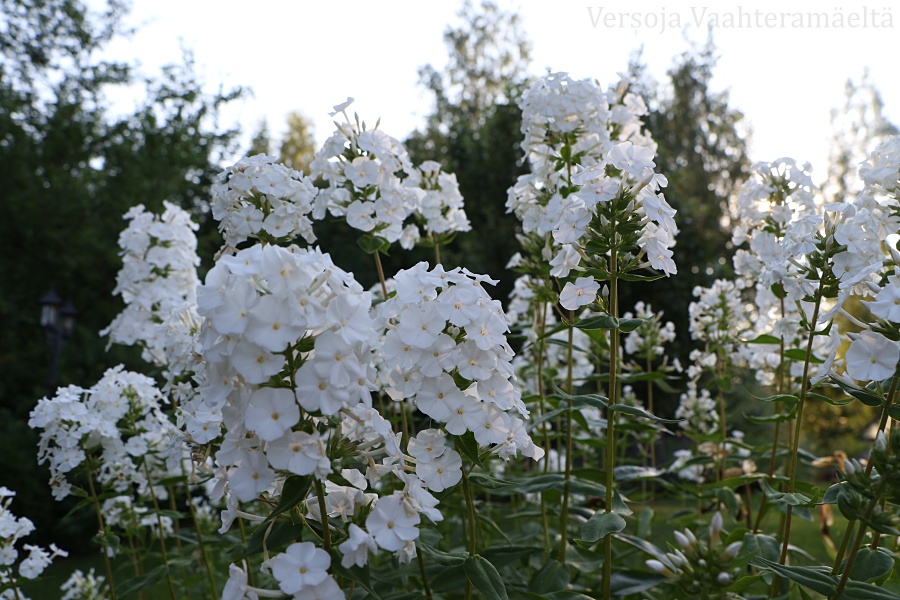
(753, 557), (837, 595)
(761, 479), (813, 507)
(117, 565), (169, 599)
(242, 520), (304, 558)
(614, 465), (664, 481)
(745, 334), (781, 344)
(784, 348), (824, 363)
(464, 555), (509, 600)
(581, 512), (626, 543)
(529, 560), (569, 594)
(573, 315), (619, 330)
(844, 580), (900, 599)
(848, 548), (895, 582)
(356, 233), (390, 254)
(618, 317), (644, 332)
(418, 543), (467, 567)
(260, 475), (311, 526)
(607, 403), (681, 423)
(831, 377), (885, 407)
(609, 571), (668, 596)
(453, 431), (485, 468)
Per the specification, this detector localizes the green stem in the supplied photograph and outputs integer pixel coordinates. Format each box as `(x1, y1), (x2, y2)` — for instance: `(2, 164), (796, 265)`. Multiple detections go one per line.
(87, 474), (118, 600)
(417, 548), (434, 600)
(143, 464), (178, 600)
(559, 310), (575, 562)
(462, 468), (478, 600)
(831, 376), (898, 573)
(432, 233), (441, 266)
(603, 249), (620, 600)
(777, 292), (823, 564)
(832, 478), (888, 599)
(373, 250), (388, 298)
(186, 486), (218, 598)
(314, 480), (331, 550)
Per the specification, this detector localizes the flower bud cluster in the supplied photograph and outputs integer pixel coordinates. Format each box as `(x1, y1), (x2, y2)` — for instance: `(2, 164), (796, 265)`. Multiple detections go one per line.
(211, 154), (318, 248)
(645, 513), (744, 599)
(60, 568), (106, 600)
(622, 301), (677, 360)
(29, 366), (178, 501)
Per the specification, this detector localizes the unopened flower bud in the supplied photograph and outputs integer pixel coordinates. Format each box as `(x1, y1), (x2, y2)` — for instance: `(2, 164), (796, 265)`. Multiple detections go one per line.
(724, 541), (743, 558)
(710, 512), (724, 536)
(673, 530), (691, 550)
(875, 431), (888, 453)
(843, 459), (856, 475)
(645, 559), (667, 574)
(717, 572), (732, 585)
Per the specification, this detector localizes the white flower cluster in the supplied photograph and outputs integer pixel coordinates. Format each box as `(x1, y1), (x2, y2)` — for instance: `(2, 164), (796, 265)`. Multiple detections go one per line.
(674, 281), (748, 436)
(101, 202), (201, 370)
(622, 301), (677, 359)
(311, 99), (469, 250)
(508, 72), (677, 312)
(0, 487), (68, 594)
(188, 243), (378, 501)
(859, 135), (900, 195)
(60, 568), (105, 600)
(406, 160), (471, 238)
(211, 154), (318, 248)
(29, 366), (178, 501)
(375, 262), (543, 461)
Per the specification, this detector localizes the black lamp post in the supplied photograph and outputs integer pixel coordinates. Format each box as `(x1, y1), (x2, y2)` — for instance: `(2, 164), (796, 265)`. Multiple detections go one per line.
(39, 288), (77, 391)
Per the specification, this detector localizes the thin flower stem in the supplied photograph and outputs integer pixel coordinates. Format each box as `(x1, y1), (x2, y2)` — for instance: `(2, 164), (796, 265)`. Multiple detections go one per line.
(185, 485), (218, 598)
(142, 464), (178, 600)
(535, 301), (552, 556)
(432, 233), (441, 266)
(771, 283), (824, 597)
(87, 474), (118, 600)
(373, 250), (388, 298)
(417, 548), (434, 600)
(603, 246), (620, 600)
(558, 310), (575, 563)
(238, 521), (255, 588)
(462, 468), (478, 600)
(314, 480), (331, 551)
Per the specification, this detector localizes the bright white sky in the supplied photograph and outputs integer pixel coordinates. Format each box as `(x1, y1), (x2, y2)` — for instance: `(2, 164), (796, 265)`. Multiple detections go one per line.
(107, 0), (898, 185)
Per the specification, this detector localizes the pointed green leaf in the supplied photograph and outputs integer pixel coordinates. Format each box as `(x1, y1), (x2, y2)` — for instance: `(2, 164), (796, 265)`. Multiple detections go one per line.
(581, 512), (626, 543)
(529, 560), (569, 594)
(753, 557), (837, 595)
(844, 581), (900, 599)
(573, 315), (619, 330)
(607, 403), (681, 423)
(745, 334), (781, 344)
(117, 565), (169, 599)
(464, 555), (509, 600)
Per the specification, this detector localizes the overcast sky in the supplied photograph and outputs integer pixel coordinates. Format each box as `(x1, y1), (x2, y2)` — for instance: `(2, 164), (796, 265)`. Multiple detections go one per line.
(105, 0), (899, 184)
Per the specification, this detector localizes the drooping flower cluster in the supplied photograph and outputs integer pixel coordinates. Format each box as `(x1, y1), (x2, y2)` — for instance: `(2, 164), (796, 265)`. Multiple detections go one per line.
(211, 154), (319, 248)
(374, 262), (543, 461)
(101, 202), (201, 371)
(29, 366), (179, 501)
(0, 486), (68, 597)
